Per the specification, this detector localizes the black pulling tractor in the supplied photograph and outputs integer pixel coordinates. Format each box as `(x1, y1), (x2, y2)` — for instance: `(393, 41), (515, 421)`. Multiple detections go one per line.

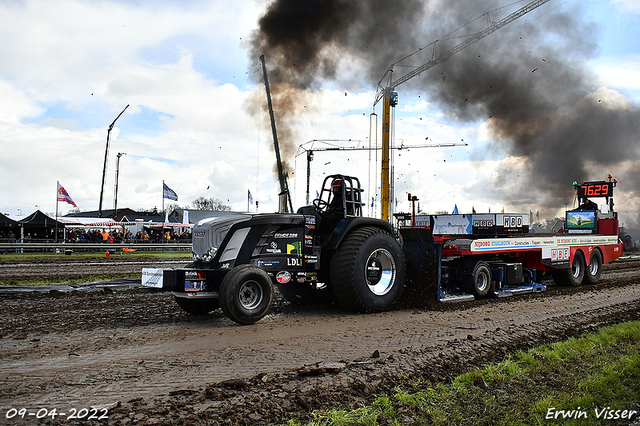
(143, 175), (406, 324)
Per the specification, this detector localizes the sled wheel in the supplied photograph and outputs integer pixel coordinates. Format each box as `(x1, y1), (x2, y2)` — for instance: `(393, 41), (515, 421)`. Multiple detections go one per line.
(174, 296), (219, 315)
(552, 250), (585, 286)
(462, 262), (491, 297)
(220, 265), (273, 325)
(330, 227), (405, 313)
(583, 249), (603, 285)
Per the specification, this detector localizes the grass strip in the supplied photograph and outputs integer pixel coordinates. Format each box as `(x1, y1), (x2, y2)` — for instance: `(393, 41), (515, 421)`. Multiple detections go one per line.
(0, 273), (142, 287)
(282, 320), (640, 426)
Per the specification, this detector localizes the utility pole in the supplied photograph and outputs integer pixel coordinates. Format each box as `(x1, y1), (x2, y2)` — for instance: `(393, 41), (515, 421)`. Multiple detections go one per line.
(99, 104), (129, 217)
(114, 152), (127, 218)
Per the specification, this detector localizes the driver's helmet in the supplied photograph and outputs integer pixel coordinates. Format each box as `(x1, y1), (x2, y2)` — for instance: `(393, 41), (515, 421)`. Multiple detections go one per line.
(331, 178), (343, 194)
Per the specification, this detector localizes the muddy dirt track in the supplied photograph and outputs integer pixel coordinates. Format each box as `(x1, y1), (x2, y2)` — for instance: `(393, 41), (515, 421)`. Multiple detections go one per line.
(0, 257), (639, 425)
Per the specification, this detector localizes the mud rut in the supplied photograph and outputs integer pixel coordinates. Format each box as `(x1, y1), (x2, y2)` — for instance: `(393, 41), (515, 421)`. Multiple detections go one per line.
(0, 257), (639, 425)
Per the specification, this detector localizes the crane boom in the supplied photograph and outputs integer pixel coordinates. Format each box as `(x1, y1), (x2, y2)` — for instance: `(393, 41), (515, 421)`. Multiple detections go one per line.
(375, 0), (551, 221)
(375, 0), (551, 105)
(395, 0), (549, 89)
(296, 141), (467, 155)
(296, 140), (467, 206)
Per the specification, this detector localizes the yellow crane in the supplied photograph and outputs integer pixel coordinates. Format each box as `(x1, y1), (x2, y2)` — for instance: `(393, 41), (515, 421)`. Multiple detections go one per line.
(374, 0), (551, 221)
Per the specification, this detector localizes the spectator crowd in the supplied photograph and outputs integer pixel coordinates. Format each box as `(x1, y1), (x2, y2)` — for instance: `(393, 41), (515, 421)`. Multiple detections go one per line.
(0, 227), (191, 243)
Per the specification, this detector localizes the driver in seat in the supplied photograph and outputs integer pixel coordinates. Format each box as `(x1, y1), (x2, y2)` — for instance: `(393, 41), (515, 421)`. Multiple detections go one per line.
(327, 178), (346, 215)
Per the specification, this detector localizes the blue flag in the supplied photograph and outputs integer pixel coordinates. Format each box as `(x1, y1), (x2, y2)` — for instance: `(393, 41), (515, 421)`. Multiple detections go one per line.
(163, 182), (178, 201)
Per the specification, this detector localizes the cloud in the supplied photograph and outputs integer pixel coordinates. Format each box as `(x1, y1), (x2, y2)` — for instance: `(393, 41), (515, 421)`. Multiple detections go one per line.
(0, 0), (265, 216)
(591, 54), (640, 92)
(612, 0), (640, 13)
(0, 81), (43, 122)
(0, 0), (639, 225)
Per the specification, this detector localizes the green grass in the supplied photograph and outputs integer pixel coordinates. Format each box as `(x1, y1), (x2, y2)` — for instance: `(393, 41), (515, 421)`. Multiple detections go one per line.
(282, 321), (640, 426)
(0, 250), (191, 286)
(0, 273), (142, 287)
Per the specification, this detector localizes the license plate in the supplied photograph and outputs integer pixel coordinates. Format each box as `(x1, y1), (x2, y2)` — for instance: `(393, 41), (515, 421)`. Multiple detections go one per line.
(142, 268), (164, 288)
(185, 280), (205, 291)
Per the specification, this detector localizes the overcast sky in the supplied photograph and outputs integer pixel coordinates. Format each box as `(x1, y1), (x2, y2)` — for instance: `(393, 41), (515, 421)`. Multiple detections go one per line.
(1, 0), (639, 228)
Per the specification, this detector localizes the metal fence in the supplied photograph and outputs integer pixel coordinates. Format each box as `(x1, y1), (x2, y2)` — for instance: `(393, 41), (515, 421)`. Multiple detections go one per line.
(0, 241), (192, 253)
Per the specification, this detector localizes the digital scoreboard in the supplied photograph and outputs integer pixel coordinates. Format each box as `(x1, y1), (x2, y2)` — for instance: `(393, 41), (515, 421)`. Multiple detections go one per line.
(576, 181), (613, 199)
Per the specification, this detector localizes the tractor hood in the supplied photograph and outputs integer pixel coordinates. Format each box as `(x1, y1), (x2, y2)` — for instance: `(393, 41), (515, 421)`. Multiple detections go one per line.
(191, 214), (251, 261)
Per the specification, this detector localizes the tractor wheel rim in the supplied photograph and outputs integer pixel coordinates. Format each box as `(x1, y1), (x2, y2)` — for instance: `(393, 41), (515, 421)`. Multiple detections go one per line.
(365, 248), (396, 296)
(238, 280), (263, 309)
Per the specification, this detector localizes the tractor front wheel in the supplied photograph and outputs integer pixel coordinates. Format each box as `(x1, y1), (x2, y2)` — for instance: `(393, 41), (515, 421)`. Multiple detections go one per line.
(220, 265), (273, 325)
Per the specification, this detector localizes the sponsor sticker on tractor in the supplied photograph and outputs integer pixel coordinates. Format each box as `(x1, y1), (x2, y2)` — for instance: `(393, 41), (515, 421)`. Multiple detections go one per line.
(184, 271), (205, 291)
(276, 271), (292, 284)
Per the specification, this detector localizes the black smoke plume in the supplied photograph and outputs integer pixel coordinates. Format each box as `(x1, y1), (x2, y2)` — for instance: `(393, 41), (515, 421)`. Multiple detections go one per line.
(249, 0), (640, 227)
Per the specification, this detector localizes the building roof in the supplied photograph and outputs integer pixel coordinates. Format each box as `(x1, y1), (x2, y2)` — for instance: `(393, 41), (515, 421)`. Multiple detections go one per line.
(0, 212), (18, 227)
(121, 214), (169, 223)
(170, 209), (244, 225)
(18, 210), (65, 227)
(64, 208), (139, 221)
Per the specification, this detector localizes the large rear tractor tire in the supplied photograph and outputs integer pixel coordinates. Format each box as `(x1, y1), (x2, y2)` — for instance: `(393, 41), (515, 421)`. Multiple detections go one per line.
(219, 265), (274, 325)
(583, 249), (603, 285)
(330, 227), (405, 313)
(552, 250), (585, 286)
(174, 296), (219, 315)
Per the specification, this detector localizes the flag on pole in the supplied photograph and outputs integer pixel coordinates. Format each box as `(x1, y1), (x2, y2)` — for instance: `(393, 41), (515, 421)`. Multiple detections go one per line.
(248, 190), (253, 204)
(163, 182), (178, 201)
(57, 182), (77, 207)
(452, 204), (459, 214)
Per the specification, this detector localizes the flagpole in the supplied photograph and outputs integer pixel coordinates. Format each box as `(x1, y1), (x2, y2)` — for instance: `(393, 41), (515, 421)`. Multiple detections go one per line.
(162, 180), (165, 217)
(55, 181), (59, 244)
(247, 189), (250, 213)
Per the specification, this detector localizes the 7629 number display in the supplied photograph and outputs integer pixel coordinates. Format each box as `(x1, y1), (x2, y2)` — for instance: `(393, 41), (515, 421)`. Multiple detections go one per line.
(578, 182), (612, 198)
